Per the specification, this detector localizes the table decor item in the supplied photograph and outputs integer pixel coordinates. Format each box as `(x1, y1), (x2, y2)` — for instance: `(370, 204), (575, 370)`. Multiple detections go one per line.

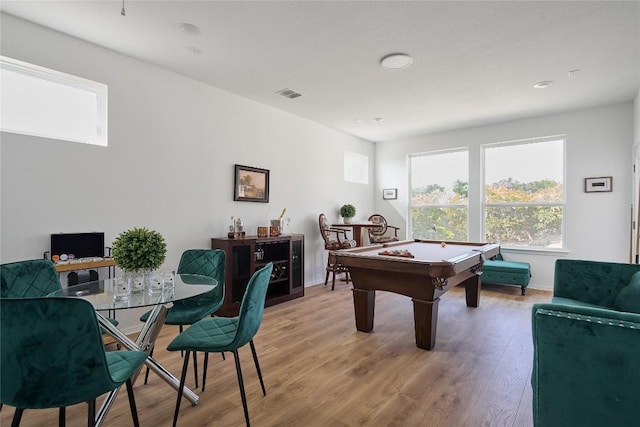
(339, 204), (356, 224)
(111, 227), (167, 292)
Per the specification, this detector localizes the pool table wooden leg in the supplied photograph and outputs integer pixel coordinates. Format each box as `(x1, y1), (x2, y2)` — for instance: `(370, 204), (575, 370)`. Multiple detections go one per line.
(352, 288), (375, 332)
(463, 275), (481, 307)
(412, 297), (439, 350)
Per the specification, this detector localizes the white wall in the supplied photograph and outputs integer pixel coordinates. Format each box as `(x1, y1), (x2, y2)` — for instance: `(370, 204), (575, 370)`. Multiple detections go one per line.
(635, 89), (640, 148)
(0, 15), (375, 329)
(375, 102), (635, 290)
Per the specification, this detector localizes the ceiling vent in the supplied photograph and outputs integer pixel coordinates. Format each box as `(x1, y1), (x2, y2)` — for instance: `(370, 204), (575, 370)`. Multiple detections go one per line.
(276, 88), (303, 99)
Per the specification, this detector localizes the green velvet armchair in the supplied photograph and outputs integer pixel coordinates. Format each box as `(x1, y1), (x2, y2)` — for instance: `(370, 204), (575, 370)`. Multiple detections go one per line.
(531, 259), (640, 426)
(551, 258), (640, 309)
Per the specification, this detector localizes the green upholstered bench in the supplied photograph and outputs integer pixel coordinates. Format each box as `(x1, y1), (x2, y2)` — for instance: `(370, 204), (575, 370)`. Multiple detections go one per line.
(482, 254), (531, 295)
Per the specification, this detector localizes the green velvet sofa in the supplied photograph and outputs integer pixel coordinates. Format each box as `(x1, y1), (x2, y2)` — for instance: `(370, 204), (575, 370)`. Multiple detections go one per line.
(531, 259), (640, 427)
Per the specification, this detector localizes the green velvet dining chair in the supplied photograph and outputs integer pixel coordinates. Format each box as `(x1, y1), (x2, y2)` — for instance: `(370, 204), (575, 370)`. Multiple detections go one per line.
(139, 249), (226, 388)
(0, 259), (119, 327)
(0, 259), (63, 298)
(0, 297), (148, 427)
(167, 262), (273, 427)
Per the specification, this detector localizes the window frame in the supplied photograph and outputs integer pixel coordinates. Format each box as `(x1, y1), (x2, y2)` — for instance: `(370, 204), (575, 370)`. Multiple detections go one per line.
(344, 151), (369, 184)
(0, 55), (108, 146)
(408, 147), (470, 241)
(481, 135), (566, 252)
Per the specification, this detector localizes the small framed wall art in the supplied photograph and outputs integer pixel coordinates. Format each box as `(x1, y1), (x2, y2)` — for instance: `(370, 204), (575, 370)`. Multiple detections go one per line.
(234, 164), (270, 202)
(383, 188), (398, 200)
(584, 176), (612, 193)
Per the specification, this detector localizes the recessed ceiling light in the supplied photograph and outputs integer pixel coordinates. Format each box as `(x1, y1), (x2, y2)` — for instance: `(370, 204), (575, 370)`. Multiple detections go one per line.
(175, 23), (201, 35)
(373, 117), (384, 122)
(380, 53), (413, 70)
(185, 46), (203, 54)
(354, 119), (363, 124)
(568, 69), (580, 77)
(533, 81), (553, 89)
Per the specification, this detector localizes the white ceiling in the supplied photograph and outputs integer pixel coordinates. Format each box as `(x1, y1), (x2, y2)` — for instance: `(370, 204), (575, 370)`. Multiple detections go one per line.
(2, 1), (639, 143)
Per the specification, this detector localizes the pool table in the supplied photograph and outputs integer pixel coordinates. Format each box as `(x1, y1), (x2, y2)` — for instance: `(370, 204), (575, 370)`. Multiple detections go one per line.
(332, 239), (500, 350)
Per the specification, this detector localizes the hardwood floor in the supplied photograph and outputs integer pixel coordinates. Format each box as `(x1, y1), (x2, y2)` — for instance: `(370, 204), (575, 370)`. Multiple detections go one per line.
(2, 282), (551, 427)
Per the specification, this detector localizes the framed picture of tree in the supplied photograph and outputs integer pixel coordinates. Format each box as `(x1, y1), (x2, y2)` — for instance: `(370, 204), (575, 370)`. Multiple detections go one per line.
(234, 164), (270, 202)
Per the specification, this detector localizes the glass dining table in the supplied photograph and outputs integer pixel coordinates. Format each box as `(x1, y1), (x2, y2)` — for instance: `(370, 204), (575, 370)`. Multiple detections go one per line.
(48, 274), (217, 427)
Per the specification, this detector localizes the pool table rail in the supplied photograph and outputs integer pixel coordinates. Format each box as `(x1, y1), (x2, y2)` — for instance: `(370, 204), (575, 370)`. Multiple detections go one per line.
(332, 240), (499, 287)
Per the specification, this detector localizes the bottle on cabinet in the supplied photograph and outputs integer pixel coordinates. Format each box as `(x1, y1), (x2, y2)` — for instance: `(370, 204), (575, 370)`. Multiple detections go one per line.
(235, 218), (245, 238)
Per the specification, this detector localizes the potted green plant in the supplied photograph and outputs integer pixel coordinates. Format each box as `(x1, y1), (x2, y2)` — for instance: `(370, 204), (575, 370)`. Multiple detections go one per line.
(339, 204), (356, 224)
(111, 227), (167, 286)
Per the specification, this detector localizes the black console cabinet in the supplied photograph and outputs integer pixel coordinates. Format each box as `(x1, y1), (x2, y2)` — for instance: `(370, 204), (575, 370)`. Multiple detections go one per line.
(211, 234), (304, 316)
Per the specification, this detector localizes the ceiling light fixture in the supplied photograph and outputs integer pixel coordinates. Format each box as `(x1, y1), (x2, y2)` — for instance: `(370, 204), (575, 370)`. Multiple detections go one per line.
(533, 81), (553, 89)
(121, 0), (126, 16)
(380, 53), (413, 70)
(373, 117), (384, 122)
(175, 23), (201, 35)
(185, 46), (203, 55)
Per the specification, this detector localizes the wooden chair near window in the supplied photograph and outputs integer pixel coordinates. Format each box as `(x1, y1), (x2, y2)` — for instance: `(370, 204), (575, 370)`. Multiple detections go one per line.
(319, 213), (356, 290)
(367, 214), (400, 244)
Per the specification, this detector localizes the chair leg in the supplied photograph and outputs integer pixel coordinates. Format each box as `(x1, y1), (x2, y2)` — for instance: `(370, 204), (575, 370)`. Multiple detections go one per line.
(143, 346), (155, 385)
(173, 350), (191, 427)
(11, 408), (24, 427)
(179, 325), (184, 357)
(331, 269), (337, 291)
(202, 352), (209, 392)
(59, 407), (66, 427)
(87, 400), (96, 427)
(192, 351), (199, 389)
(125, 378), (141, 427)
(249, 340), (266, 396)
(324, 256), (331, 286)
(232, 349), (251, 427)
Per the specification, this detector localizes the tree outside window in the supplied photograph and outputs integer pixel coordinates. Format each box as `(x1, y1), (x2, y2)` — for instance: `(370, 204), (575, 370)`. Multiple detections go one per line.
(483, 138), (565, 249)
(410, 150), (469, 241)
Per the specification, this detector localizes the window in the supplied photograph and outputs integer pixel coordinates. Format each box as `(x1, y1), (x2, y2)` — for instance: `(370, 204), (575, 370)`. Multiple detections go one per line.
(410, 149), (469, 240)
(0, 56), (108, 146)
(483, 137), (565, 249)
(344, 151), (368, 184)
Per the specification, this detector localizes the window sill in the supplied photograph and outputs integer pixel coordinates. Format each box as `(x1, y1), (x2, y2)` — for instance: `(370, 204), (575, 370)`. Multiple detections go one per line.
(500, 247), (569, 256)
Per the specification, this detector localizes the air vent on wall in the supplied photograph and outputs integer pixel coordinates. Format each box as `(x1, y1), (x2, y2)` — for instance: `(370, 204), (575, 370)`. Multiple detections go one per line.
(275, 88), (303, 99)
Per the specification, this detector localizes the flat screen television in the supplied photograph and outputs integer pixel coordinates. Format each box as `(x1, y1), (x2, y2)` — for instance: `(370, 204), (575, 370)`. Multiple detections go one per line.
(50, 232), (105, 259)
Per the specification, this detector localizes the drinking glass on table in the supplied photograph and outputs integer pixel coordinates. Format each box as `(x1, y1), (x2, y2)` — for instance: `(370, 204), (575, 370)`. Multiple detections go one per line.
(113, 277), (131, 301)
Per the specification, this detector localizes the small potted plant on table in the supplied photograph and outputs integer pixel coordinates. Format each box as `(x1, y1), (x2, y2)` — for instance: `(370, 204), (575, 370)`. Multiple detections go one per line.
(339, 204), (356, 224)
(111, 227), (167, 291)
